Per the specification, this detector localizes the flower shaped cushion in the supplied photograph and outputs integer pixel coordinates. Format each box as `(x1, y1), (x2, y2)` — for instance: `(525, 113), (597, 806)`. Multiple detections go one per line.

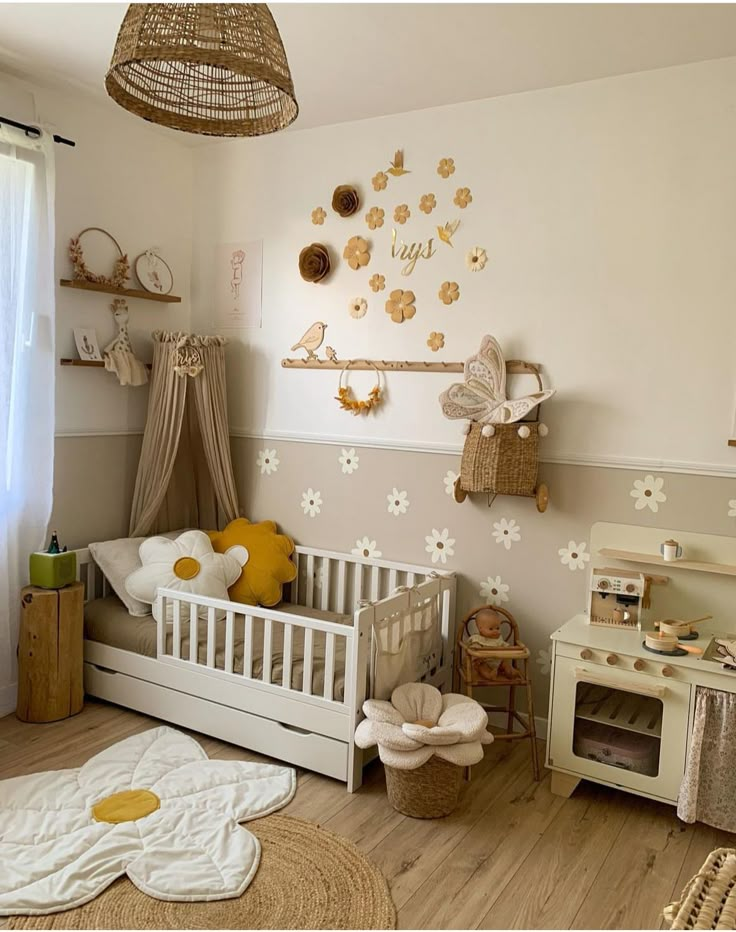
(0, 726), (295, 916)
(208, 519), (297, 608)
(354, 682), (494, 770)
(125, 530), (243, 622)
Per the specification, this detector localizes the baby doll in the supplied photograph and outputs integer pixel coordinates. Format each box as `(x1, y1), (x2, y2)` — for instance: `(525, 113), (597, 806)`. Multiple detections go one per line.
(467, 607), (514, 680)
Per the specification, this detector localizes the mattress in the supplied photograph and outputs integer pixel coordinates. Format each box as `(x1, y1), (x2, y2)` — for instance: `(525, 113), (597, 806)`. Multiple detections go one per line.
(84, 596), (350, 701)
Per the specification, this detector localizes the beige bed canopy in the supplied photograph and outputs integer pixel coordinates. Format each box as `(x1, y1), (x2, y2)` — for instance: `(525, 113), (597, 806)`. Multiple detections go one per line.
(129, 331), (240, 537)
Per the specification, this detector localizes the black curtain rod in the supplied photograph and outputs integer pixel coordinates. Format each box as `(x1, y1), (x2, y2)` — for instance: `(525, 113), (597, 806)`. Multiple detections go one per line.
(0, 114), (75, 147)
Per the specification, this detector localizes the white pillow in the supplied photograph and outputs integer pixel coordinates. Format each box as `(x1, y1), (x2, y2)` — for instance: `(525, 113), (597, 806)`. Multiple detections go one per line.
(124, 530), (243, 623)
(88, 530), (188, 617)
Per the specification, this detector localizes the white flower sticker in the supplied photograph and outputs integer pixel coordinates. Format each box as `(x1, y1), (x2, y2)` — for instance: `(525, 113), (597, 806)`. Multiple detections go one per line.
(536, 647), (552, 676)
(630, 474), (666, 513)
(443, 470), (459, 496)
(256, 448), (279, 476)
(425, 528), (455, 564)
(492, 518), (521, 551)
(387, 488), (410, 516)
(728, 499), (736, 517)
(301, 488), (322, 518)
(352, 537), (382, 559)
(339, 448), (360, 475)
(559, 540), (591, 571)
(479, 575), (509, 605)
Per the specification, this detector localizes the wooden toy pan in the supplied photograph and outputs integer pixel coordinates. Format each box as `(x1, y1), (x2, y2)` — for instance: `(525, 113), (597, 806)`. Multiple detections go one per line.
(655, 615), (712, 639)
(644, 631), (704, 655)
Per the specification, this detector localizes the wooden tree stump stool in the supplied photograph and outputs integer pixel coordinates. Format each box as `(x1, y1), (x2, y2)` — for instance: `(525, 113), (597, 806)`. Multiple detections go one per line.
(16, 582), (84, 723)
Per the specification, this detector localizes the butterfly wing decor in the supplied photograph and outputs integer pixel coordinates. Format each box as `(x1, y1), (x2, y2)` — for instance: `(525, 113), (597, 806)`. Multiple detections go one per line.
(439, 334), (555, 425)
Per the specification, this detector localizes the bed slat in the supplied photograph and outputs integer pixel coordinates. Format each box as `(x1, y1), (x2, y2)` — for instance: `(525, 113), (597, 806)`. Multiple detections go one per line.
(206, 607), (216, 668)
(323, 632), (335, 701)
(224, 610), (235, 674)
(321, 559), (330, 612)
(282, 623), (293, 689)
(302, 628), (314, 696)
(306, 553), (315, 608)
(189, 603), (198, 663)
(244, 615), (253, 678)
(337, 560), (347, 613)
(371, 565), (380, 601)
(172, 601), (181, 660)
(262, 618), (272, 684)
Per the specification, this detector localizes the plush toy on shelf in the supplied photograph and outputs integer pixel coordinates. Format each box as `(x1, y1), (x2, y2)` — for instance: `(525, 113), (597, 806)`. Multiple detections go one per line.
(103, 299), (148, 387)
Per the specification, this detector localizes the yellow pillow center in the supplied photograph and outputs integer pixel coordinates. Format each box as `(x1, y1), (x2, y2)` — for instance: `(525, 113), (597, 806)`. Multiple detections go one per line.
(173, 556), (201, 580)
(92, 788), (160, 824)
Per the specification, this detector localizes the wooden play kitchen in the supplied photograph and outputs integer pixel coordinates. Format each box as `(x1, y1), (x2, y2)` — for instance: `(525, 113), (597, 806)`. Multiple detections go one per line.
(546, 522), (736, 804)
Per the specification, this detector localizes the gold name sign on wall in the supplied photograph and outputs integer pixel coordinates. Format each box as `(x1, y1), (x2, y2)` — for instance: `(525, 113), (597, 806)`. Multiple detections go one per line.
(391, 228), (436, 275)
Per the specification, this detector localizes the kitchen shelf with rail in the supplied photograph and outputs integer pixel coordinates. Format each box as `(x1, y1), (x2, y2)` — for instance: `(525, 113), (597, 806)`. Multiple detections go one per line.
(597, 548), (736, 578)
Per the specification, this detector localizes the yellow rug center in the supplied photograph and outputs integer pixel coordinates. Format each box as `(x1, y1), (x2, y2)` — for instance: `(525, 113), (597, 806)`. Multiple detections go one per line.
(173, 556), (201, 580)
(92, 789), (160, 824)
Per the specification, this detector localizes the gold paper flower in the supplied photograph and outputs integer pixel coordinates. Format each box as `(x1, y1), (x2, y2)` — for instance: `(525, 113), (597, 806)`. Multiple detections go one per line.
(332, 185), (361, 217)
(349, 297), (368, 319)
(365, 206), (385, 230)
(439, 281), (460, 305)
(372, 171), (388, 192)
(427, 331), (445, 352)
(466, 247), (488, 272)
(419, 193), (436, 214)
(437, 158), (455, 179)
(343, 235), (371, 270)
(298, 243), (331, 283)
(454, 187), (473, 209)
(311, 207), (326, 225)
(369, 273), (385, 293)
(393, 204), (411, 225)
(385, 289), (416, 324)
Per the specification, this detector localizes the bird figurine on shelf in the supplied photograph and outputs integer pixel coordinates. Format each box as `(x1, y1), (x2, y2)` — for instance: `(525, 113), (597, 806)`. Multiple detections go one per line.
(387, 149), (410, 177)
(291, 321), (327, 360)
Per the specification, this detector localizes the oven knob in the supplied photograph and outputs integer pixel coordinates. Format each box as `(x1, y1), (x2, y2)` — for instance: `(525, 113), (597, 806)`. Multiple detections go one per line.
(633, 659), (646, 672)
(598, 579), (609, 590)
(580, 648), (592, 660)
(606, 654), (618, 665)
(625, 583), (636, 594)
(662, 665), (674, 678)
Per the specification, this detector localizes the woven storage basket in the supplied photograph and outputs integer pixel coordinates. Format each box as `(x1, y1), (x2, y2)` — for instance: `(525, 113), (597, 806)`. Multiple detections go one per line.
(664, 847), (736, 929)
(384, 757), (463, 818)
(460, 421), (540, 496)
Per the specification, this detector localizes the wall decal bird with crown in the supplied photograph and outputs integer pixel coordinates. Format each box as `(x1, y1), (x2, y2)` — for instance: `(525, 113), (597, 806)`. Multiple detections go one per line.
(387, 149), (410, 177)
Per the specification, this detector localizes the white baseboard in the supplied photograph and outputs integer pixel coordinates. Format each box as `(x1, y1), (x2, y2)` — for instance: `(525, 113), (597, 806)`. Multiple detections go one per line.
(0, 682), (16, 718)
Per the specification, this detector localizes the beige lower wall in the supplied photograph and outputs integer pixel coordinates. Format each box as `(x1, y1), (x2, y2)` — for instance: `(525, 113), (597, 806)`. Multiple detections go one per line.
(51, 433), (736, 712)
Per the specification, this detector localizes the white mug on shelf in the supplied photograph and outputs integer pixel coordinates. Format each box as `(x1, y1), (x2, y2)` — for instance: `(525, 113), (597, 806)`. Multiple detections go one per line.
(660, 539), (683, 562)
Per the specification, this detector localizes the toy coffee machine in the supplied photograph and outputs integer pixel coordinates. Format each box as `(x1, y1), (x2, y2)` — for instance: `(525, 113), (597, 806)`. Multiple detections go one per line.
(588, 568), (651, 630)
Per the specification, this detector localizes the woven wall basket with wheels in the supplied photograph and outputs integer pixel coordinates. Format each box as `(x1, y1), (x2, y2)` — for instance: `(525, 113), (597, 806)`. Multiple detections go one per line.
(461, 421), (540, 497)
(384, 757), (463, 818)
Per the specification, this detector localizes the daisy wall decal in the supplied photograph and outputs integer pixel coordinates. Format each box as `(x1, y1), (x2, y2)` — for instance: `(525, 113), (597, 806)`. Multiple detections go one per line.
(536, 647), (552, 676)
(443, 470), (459, 495)
(492, 518), (521, 551)
(630, 474), (667, 513)
(558, 540), (591, 571)
(256, 448), (279, 476)
(387, 488), (410, 516)
(339, 448), (360, 474)
(301, 489), (322, 518)
(425, 528), (455, 564)
(479, 575), (510, 605)
(352, 537), (382, 559)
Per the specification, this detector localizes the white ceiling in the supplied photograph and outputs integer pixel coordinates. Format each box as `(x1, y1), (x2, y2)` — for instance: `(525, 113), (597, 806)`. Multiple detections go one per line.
(2, 2), (736, 141)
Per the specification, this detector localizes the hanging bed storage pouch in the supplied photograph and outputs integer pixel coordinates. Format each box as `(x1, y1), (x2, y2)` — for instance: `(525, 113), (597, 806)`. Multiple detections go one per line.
(370, 590), (442, 700)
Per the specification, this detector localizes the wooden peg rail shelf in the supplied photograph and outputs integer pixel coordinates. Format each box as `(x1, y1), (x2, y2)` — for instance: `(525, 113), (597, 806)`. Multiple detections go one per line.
(281, 358), (541, 375)
(59, 279), (181, 304)
(60, 358), (152, 370)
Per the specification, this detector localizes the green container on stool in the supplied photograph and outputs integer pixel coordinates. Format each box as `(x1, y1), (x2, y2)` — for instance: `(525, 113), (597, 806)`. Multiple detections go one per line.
(29, 550), (77, 589)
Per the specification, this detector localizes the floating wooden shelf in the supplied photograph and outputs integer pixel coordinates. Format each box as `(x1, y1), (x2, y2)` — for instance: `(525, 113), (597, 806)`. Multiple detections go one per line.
(60, 358), (152, 370)
(728, 440), (736, 448)
(59, 279), (181, 303)
(281, 358), (541, 374)
(598, 548), (736, 577)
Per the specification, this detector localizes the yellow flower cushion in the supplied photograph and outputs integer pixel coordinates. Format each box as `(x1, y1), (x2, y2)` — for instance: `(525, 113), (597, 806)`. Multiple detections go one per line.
(208, 519), (297, 608)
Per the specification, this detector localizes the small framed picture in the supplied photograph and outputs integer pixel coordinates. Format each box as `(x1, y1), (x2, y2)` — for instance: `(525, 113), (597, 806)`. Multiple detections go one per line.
(73, 327), (102, 361)
(135, 249), (174, 295)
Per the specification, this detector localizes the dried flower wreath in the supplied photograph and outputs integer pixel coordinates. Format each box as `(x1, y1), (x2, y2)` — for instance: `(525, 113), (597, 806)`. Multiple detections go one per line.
(69, 227), (130, 289)
(335, 362), (384, 416)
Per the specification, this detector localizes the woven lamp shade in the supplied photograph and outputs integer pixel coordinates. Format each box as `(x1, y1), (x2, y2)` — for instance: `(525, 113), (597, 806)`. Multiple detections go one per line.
(105, 3), (298, 137)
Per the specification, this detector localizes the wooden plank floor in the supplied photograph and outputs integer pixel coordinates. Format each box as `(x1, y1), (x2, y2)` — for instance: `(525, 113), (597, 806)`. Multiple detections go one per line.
(1, 699), (735, 930)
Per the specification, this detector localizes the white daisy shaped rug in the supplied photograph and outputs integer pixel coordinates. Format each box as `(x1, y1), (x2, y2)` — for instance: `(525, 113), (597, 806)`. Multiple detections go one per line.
(0, 726), (296, 916)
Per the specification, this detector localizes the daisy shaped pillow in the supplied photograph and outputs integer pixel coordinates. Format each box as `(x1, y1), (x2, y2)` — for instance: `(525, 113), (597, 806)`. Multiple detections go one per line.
(125, 530), (243, 622)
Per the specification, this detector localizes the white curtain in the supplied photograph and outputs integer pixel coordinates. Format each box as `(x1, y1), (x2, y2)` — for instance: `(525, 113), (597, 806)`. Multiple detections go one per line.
(0, 126), (55, 715)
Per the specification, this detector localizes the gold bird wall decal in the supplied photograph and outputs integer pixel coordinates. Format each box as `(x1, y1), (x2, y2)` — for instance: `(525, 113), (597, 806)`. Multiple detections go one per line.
(437, 219), (460, 247)
(291, 321), (327, 360)
(387, 149), (410, 177)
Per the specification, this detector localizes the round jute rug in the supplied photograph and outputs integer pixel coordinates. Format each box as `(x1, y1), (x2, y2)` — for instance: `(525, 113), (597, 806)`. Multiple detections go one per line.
(8, 815), (396, 930)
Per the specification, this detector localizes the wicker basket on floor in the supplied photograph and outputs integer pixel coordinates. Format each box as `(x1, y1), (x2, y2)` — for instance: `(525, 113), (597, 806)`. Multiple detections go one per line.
(384, 757), (463, 818)
(664, 847), (736, 929)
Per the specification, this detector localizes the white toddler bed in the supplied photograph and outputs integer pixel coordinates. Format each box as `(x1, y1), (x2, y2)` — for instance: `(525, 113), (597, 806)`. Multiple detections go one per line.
(76, 544), (456, 791)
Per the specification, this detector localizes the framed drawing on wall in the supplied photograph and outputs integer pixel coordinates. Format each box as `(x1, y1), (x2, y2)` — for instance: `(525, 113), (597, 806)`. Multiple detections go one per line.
(214, 240), (263, 330)
(73, 327), (102, 361)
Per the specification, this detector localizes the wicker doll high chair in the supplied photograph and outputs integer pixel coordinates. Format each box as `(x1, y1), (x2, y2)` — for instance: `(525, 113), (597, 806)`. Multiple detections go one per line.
(455, 605), (540, 780)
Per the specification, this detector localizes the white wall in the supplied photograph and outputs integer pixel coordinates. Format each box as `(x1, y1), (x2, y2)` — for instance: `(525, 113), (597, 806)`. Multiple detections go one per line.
(0, 74), (194, 436)
(192, 58), (736, 474)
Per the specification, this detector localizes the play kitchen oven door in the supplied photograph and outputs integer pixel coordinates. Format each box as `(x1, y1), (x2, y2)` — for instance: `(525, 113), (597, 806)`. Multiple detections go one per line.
(549, 656), (690, 802)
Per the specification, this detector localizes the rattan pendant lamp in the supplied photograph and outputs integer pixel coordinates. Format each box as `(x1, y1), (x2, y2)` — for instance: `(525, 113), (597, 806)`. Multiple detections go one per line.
(105, 3), (298, 137)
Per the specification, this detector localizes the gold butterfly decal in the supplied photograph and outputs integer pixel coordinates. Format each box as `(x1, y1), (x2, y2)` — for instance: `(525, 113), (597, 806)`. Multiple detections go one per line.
(436, 219), (460, 247)
(387, 149), (410, 177)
